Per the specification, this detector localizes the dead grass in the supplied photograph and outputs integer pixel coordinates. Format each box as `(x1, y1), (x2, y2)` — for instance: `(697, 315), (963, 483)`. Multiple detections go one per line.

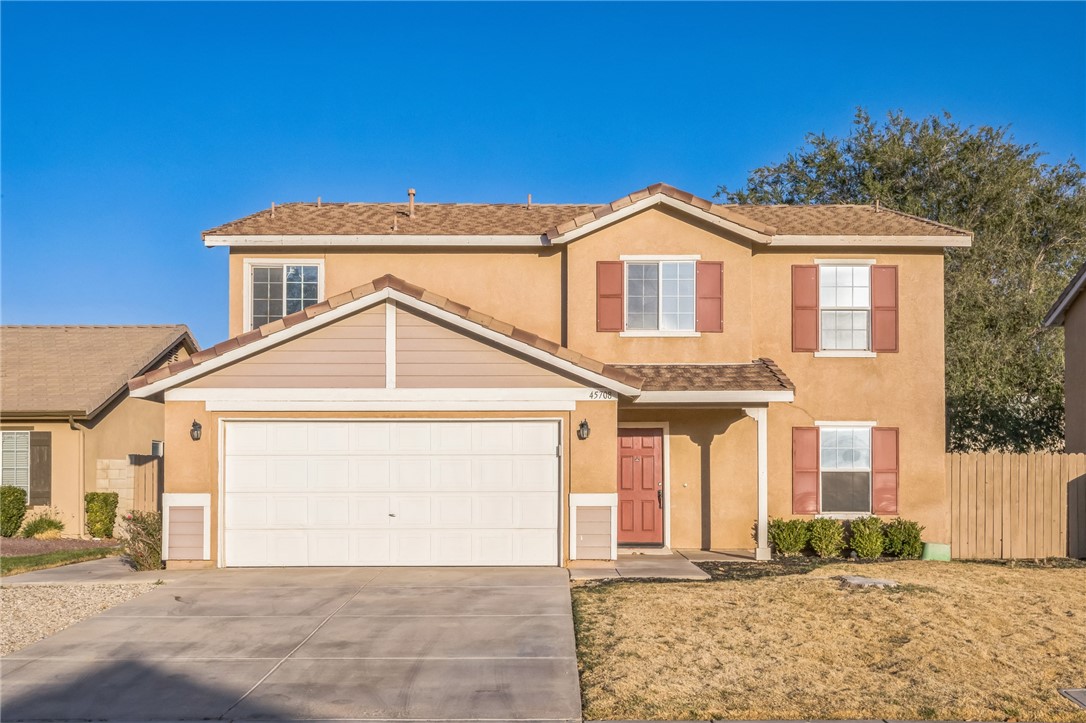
(572, 560), (1086, 721)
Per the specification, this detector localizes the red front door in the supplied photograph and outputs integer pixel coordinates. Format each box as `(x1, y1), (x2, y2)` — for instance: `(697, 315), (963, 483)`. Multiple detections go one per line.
(617, 428), (664, 545)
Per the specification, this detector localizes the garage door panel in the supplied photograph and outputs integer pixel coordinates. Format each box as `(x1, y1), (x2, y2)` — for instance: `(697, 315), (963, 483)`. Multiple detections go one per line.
(310, 423), (350, 453)
(309, 531), (350, 565)
(394, 496), (432, 526)
(225, 494), (269, 528)
(474, 496), (514, 527)
(351, 532), (391, 563)
(432, 459), (472, 491)
(227, 424), (270, 455)
(516, 458), (559, 492)
(226, 458), (268, 491)
(269, 459), (308, 490)
(515, 495), (559, 528)
(351, 459), (391, 489)
(433, 496), (472, 526)
(311, 459), (350, 491)
(474, 459), (514, 491)
(432, 531), (473, 564)
(473, 422), (514, 453)
(349, 423), (391, 452)
(392, 459), (431, 490)
(514, 422), (559, 453)
(474, 532), (514, 563)
(393, 531), (433, 563)
(270, 496), (309, 527)
(351, 496), (392, 527)
(270, 423), (311, 453)
(432, 423), (473, 452)
(313, 496), (350, 526)
(516, 531), (559, 564)
(392, 424), (431, 452)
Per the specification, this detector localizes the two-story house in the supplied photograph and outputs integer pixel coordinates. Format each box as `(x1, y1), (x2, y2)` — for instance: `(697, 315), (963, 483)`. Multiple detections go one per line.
(130, 183), (971, 568)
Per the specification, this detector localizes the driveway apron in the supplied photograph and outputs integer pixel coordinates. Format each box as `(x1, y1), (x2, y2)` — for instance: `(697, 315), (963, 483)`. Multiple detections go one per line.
(0, 566), (581, 722)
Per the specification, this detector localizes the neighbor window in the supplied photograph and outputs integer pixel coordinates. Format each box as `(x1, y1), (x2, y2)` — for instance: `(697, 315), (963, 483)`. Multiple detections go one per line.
(1, 431), (30, 495)
(250, 264), (320, 329)
(820, 426), (871, 513)
(819, 265), (870, 351)
(626, 261), (695, 332)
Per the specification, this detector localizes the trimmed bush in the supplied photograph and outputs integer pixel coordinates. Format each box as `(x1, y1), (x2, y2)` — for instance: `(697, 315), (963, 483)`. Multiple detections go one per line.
(20, 509), (65, 538)
(849, 515), (885, 559)
(1, 486), (28, 537)
(767, 517), (809, 557)
(808, 517), (846, 558)
(85, 492), (119, 538)
(883, 518), (925, 559)
(120, 510), (162, 571)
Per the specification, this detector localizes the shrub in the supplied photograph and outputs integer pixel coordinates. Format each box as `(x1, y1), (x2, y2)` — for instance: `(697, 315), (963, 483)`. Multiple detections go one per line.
(883, 518), (925, 559)
(0, 486), (28, 537)
(848, 515), (885, 559)
(808, 517), (846, 558)
(20, 509), (65, 538)
(767, 517), (809, 557)
(120, 510), (162, 571)
(85, 492), (119, 538)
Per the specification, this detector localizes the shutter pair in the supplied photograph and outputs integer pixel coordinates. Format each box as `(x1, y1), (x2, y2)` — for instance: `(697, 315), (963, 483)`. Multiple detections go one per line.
(792, 427), (899, 515)
(792, 265), (899, 353)
(597, 261), (724, 332)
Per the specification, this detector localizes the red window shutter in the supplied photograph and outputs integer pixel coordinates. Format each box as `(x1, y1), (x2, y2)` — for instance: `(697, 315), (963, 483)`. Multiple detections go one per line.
(871, 265), (899, 353)
(597, 261), (624, 332)
(695, 261), (723, 333)
(792, 427), (820, 514)
(792, 265), (819, 352)
(871, 427), (900, 515)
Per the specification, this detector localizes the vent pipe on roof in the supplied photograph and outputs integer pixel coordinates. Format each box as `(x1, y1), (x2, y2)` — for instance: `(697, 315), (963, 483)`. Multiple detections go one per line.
(527, 193), (532, 209)
(408, 188), (416, 218)
(270, 202), (276, 217)
(317, 196), (322, 208)
(875, 197), (881, 213)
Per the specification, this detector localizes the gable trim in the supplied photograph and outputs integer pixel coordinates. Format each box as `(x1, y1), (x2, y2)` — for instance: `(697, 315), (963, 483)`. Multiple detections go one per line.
(205, 234), (546, 248)
(771, 234), (971, 248)
(1044, 264), (1086, 327)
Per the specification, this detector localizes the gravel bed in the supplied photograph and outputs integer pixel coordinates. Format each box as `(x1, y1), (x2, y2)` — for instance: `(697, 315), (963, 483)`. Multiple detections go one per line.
(0, 583), (156, 656)
(0, 538), (121, 557)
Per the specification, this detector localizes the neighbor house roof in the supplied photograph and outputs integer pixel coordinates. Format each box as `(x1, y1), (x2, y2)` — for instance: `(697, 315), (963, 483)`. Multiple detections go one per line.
(614, 360), (795, 393)
(202, 182), (972, 247)
(1044, 262), (1086, 327)
(1, 325), (198, 419)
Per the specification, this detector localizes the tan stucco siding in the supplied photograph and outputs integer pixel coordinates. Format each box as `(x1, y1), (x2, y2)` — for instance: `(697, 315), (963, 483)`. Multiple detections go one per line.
(1065, 296), (1086, 453)
(564, 207), (755, 363)
(188, 305), (385, 388)
(229, 249), (563, 341)
(396, 307), (580, 388)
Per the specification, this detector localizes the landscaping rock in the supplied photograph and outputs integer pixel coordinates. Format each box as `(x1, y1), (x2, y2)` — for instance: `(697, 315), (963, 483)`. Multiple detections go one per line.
(835, 574), (899, 588)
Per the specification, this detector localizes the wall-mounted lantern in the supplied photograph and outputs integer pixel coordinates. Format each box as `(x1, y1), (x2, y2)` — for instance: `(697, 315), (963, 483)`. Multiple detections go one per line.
(577, 419), (591, 440)
(190, 420), (203, 442)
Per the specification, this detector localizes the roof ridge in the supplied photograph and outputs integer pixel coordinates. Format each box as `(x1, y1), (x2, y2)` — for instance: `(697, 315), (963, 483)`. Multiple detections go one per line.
(873, 204), (973, 236)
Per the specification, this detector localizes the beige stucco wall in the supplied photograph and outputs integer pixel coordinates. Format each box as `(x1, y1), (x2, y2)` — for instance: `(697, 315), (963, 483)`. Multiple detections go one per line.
(1065, 296), (1086, 453)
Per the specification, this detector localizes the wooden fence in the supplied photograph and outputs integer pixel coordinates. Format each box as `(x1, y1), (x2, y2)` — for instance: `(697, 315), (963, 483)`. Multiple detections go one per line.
(947, 452), (1086, 559)
(129, 454), (163, 513)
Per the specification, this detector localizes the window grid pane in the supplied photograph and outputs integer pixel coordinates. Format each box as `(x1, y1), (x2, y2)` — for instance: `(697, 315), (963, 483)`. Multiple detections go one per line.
(1, 431), (30, 493)
(251, 264), (318, 328)
(626, 263), (659, 330)
(660, 262), (695, 331)
(819, 265), (870, 350)
(625, 261), (695, 331)
(820, 427), (871, 513)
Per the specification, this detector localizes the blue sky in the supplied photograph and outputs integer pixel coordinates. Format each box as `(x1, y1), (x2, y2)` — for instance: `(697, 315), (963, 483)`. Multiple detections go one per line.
(3, 1), (1084, 346)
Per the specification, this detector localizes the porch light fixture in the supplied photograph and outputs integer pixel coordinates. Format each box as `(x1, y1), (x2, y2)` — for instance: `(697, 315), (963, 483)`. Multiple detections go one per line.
(577, 419), (591, 440)
(190, 420), (202, 442)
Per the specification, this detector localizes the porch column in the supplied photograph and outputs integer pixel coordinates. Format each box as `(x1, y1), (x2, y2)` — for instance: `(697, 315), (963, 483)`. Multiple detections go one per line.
(743, 406), (771, 561)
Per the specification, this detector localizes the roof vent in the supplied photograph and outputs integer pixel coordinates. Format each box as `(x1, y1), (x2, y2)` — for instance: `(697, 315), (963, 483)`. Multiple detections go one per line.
(408, 188), (416, 218)
(317, 196), (322, 208)
(527, 193), (532, 210)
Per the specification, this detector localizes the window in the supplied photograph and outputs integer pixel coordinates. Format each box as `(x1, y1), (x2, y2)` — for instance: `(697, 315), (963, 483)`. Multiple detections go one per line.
(249, 263), (320, 329)
(819, 265), (870, 351)
(625, 261), (695, 332)
(820, 426), (871, 513)
(1, 431), (30, 494)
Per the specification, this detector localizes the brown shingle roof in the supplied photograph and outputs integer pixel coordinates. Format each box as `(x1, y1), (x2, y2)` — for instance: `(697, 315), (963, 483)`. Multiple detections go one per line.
(129, 276), (644, 393)
(613, 359), (795, 393)
(202, 183), (970, 240)
(1, 325), (198, 418)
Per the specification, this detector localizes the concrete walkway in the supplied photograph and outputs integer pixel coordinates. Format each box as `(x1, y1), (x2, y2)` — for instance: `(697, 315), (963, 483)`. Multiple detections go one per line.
(0, 555), (202, 586)
(568, 549), (754, 580)
(0, 566), (581, 722)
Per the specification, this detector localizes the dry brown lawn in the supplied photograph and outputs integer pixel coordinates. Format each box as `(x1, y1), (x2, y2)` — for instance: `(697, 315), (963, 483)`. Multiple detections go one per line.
(572, 561), (1086, 721)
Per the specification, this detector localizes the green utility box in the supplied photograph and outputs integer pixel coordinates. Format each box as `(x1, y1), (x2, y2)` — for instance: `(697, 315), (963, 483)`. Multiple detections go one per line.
(921, 542), (952, 561)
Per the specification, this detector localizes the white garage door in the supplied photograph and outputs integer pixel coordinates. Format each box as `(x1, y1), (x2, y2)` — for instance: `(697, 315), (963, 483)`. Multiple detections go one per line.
(223, 420), (560, 566)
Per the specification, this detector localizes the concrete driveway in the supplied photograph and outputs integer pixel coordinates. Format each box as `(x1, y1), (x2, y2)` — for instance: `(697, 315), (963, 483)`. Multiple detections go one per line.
(0, 566), (581, 722)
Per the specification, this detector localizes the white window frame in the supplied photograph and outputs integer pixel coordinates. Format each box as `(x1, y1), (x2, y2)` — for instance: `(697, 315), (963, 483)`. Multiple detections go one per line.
(1, 431), (31, 495)
(242, 258), (325, 332)
(814, 259), (876, 358)
(618, 256), (701, 338)
(816, 422), (873, 517)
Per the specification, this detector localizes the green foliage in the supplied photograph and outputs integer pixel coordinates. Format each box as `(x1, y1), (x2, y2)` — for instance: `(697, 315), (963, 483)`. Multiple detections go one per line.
(808, 517), (846, 558)
(767, 517), (810, 557)
(119, 510), (162, 571)
(1, 547), (120, 577)
(883, 518), (925, 558)
(84, 492), (119, 538)
(848, 516), (886, 559)
(1, 486), (28, 537)
(20, 509), (65, 538)
(718, 109), (1086, 452)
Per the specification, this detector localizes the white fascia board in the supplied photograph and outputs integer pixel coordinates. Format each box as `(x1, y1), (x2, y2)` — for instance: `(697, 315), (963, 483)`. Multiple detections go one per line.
(547, 195), (773, 245)
(204, 401), (577, 412)
(814, 420), (877, 428)
(633, 390), (795, 405)
(1043, 271), (1086, 327)
(166, 388), (619, 402)
(771, 234), (972, 248)
(204, 234), (545, 248)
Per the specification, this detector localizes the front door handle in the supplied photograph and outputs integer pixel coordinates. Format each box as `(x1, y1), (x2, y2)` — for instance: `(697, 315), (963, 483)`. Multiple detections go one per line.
(657, 489), (663, 508)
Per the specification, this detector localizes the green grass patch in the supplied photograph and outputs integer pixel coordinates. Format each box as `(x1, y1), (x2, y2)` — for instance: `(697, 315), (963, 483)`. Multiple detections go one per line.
(0, 546), (121, 576)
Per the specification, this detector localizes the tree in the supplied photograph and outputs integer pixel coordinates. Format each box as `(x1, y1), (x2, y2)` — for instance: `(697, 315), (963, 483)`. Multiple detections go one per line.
(718, 109), (1086, 451)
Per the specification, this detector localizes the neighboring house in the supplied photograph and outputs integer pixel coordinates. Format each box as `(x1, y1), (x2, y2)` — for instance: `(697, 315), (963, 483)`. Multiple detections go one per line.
(129, 183), (971, 568)
(1, 325), (198, 535)
(1044, 262), (1086, 453)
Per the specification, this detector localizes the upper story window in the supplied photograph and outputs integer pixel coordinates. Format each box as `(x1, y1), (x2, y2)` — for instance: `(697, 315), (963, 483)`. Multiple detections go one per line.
(625, 260), (696, 332)
(819, 265), (870, 351)
(819, 426), (871, 514)
(246, 260), (322, 331)
(1, 431), (30, 495)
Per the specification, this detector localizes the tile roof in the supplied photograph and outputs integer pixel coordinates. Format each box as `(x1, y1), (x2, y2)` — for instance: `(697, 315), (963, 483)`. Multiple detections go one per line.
(1, 325), (197, 418)
(613, 359), (795, 393)
(202, 183), (970, 240)
(129, 275), (645, 393)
